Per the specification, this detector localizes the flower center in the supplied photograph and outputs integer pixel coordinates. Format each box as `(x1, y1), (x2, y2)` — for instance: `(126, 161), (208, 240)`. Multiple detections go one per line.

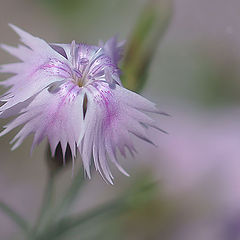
(70, 41), (92, 87)
(70, 40), (109, 88)
(72, 58), (89, 87)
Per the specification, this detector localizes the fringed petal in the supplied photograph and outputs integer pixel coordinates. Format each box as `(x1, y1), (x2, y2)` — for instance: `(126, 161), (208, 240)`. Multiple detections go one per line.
(99, 36), (125, 66)
(0, 82), (84, 159)
(0, 25), (72, 113)
(78, 81), (161, 183)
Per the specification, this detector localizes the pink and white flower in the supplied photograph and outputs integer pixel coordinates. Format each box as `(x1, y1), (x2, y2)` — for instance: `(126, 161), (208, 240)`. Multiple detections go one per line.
(0, 25), (165, 183)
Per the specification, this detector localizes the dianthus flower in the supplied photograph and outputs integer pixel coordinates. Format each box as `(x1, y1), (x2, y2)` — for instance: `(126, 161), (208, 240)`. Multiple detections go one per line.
(0, 25), (165, 183)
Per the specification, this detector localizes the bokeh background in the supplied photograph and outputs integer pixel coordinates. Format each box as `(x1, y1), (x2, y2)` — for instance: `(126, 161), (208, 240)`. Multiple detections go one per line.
(1, 0), (240, 239)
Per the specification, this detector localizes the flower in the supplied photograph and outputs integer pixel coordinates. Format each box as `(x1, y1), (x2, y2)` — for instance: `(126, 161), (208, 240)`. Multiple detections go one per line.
(0, 25), (165, 183)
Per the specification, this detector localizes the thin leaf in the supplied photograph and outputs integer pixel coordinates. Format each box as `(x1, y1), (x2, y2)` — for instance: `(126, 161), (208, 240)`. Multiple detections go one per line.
(0, 201), (29, 235)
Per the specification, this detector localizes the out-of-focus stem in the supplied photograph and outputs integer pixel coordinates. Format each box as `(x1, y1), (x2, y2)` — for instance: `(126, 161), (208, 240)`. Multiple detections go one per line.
(36, 176), (158, 240)
(30, 149), (84, 239)
(30, 172), (56, 239)
(0, 201), (29, 235)
(36, 197), (125, 240)
(121, 0), (173, 92)
(52, 167), (84, 220)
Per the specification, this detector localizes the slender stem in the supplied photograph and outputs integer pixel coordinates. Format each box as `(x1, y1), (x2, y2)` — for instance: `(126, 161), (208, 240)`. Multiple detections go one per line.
(30, 172), (56, 238)
(36, 197), (125, 240)
(29, 159), (83, 239)
(0, 201), (29, 235)
(55, 167), (84, 218)
(38, 167), (84, 234)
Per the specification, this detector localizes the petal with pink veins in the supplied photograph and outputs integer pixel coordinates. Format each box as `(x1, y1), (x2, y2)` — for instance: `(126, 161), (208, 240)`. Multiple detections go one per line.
(0, 82), (84, 159)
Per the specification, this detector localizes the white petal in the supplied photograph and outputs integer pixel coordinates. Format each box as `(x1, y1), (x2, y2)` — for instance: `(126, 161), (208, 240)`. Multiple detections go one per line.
(78, 81), (159, 183)
(0, 82), (84, 158)
(0, 25), (72, 113)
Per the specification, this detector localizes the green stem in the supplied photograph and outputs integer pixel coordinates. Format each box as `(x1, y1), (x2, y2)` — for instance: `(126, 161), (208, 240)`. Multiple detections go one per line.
(0, 201), (29, 235)
(121, 0), (173, 92)
(39, 167), (84, 232)
(30, 172), (56, 238)
(54, 167), (84, 219)
(36, 197), (125, 240)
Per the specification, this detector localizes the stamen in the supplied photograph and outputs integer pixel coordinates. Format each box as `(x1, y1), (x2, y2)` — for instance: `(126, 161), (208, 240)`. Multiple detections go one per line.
(79, 58), (89, 66)
(70, 40), (77, 67)
(73, 68), (82, 78)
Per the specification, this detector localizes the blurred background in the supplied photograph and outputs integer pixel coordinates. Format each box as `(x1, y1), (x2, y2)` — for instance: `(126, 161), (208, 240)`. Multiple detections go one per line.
(1, 0), (240, 239)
